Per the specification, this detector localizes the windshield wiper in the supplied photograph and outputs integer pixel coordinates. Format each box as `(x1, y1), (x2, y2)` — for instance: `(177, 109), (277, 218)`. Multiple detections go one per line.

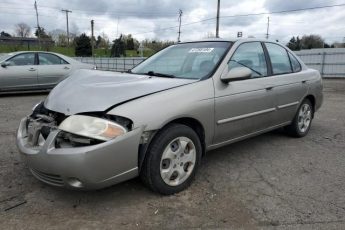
(146, 71), (176, 78)
(230, 60), (262, 76)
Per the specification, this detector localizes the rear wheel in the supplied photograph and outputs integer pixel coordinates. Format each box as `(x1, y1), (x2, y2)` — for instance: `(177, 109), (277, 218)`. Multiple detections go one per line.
(140, 124), (202, 195)
(285, 99), (314, 137)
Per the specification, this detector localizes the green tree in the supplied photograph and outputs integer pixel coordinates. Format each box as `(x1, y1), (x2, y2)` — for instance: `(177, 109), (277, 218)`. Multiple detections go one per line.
(35, 27), (51, 39)
(142, 39), (175, 52)
(300, 35), (324, 49)
(324, 43), (331, 48)
(110, 34), (126, 57)
(57, 34), (68, 47)
(287, 36), (301, 51)
(127, 37), (135, 50)
(0, 31), (11, 37)
(96, 35), (102, 48)
(75, 33), (92, 57)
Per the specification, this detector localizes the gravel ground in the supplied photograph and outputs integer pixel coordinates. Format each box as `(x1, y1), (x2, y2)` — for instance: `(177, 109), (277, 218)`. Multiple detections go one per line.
(0, 79), (344, 229)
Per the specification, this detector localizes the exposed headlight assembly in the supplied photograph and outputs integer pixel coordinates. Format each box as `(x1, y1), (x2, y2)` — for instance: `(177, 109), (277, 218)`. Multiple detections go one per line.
(59, 115), (127, 141)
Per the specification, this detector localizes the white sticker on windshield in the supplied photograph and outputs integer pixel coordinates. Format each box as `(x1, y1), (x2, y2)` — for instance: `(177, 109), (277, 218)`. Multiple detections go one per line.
(189, 48), (214, 53)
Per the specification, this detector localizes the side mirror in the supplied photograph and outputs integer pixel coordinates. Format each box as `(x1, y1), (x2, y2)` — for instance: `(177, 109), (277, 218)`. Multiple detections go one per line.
(1, 62), (10, 68)
(221, 67), (252, 83)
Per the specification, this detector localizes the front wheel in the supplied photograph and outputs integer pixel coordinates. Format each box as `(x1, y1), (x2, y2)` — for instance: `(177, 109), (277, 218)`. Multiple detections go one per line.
(285, 99), (314, 137)
(140, 124), (202, 195)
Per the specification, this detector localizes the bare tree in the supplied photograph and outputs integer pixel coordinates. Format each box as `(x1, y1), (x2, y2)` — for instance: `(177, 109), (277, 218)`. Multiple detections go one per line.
(15, 23), (31, 38)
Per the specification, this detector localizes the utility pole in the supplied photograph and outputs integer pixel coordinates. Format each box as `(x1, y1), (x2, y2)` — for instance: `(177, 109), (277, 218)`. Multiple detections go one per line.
(91, 20), (95, 57)
(216, 0), (220, 38)
(61, 9), (72, 46)
(34, 1), (41, 48)
(177, 9), (183, 42)
(266, 16), (270, 39)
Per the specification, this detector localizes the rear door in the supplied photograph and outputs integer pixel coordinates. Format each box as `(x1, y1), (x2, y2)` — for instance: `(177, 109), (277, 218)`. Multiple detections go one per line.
(263, 43), (308, 124)
(214, 42), (276, 144)
(0, 53), (38, 91)
(37, 53), (72, 88)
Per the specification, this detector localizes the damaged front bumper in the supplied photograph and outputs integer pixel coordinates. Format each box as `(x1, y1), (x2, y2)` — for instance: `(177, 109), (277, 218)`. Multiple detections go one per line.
(16, 117), (143, 190)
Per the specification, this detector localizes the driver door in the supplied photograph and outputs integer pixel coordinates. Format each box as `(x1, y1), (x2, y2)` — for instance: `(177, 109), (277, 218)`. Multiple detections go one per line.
(214, 42), (276, 144)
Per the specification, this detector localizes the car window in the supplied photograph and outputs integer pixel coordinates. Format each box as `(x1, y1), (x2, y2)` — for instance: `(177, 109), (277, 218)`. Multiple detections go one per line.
(288, 52), (301, 72)
(228, 42), (267, 78)
(265, 43), (292, 75)
(39, 53), (69, 65)
(131, 41), (232, 79)
(7, 53), (35, 66)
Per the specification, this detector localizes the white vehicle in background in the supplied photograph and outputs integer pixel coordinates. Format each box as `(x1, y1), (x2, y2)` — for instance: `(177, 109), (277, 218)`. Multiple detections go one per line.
(0, 51), (95, 92)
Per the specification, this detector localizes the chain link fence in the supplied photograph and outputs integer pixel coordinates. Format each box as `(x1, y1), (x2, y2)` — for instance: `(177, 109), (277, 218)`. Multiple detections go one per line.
(74, 57), (146, 72)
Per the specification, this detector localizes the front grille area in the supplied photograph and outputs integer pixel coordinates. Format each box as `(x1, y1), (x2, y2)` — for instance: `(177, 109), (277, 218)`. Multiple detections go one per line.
(32, 102), (67, 126)
(30, 168), (64, 186)
(26, 102), (66, 147)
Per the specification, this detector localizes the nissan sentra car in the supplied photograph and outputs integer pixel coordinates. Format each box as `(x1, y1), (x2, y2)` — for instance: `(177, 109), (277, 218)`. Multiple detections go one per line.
(0, 51), (95, 92)
(16, 39), (323, 195)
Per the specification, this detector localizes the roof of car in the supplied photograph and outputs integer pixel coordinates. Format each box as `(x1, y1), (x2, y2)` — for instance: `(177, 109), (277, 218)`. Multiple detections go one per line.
(181, 37), (280, 44)
(6, 51), (63, 56)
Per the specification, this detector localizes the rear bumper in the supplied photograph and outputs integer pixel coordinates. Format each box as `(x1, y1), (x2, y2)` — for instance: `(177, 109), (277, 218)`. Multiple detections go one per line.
(16, 117), (143, 190)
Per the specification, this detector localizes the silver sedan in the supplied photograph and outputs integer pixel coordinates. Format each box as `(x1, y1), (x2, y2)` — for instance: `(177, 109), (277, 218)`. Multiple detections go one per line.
(0, 51), (95, 92)
(16, 39), (323, 195)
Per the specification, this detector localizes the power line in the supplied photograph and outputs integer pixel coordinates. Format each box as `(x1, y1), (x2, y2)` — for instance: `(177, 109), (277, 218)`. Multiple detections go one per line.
(132, 17), (215, 36)
(1, 2), (345, 39)
(133, 3), (345, 36)
(220, 3), (345, 19)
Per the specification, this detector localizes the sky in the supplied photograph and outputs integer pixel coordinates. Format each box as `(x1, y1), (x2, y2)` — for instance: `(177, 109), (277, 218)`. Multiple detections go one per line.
(0, 0), (345, 45)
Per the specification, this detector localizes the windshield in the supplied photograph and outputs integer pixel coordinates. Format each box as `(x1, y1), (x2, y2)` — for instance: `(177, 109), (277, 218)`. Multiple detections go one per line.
(131, 41), (232, 79)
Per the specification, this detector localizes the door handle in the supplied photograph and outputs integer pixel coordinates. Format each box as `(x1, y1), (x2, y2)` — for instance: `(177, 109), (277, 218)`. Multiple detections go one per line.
(302, 80), (307, 84)
(265, 86), (274, 91)
(63, 66), (70, 70)
(28, 68), (36, 71)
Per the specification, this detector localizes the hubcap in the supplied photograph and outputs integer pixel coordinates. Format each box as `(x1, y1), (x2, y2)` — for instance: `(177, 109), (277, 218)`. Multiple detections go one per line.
(297, 104), (312, 133)
(160, 137), (196, 186)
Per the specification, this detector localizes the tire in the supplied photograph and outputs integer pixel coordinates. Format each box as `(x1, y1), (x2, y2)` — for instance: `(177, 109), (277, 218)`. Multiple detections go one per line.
(140, 123), (202, 195)
(285, 99), (314, 137)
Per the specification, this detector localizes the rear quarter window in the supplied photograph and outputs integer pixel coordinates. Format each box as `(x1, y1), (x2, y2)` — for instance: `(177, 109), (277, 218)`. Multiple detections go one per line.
(288, 52), (302, 72)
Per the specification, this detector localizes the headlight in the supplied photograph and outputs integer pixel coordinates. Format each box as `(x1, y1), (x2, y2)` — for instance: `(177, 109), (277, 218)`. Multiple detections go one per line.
(58, 115), (127, 141)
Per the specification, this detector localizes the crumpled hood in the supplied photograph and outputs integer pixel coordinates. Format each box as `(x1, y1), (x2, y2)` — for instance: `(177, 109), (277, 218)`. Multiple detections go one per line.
(44, 69), (197, 115)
